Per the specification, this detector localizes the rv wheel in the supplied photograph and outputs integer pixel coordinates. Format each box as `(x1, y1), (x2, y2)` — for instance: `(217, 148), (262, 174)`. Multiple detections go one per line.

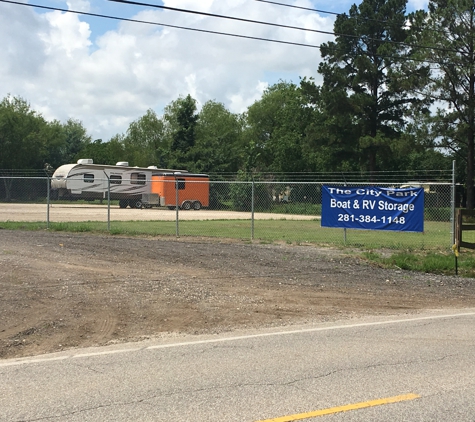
(134, 199), (143, 209)
(181, 201), (192, 210)
(192, 201), (202, 210)
(119, 200), (128, 209)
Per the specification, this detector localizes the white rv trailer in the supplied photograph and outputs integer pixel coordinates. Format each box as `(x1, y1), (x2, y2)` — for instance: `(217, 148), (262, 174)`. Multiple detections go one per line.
(51, 159), (189, 208)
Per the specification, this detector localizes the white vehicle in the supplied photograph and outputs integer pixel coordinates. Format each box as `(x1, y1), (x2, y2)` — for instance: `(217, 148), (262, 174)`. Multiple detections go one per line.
(51, 159), (188, 209)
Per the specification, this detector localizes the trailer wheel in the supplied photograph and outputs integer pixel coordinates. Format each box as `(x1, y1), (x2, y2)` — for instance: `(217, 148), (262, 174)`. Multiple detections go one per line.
(181, 201), (192, 210)
(192, 201), (202, 210)
(134, 199), (143, 209)
(119, 200), (128, 209)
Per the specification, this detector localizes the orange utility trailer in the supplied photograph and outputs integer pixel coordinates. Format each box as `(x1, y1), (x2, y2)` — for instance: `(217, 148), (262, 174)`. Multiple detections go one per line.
(150, 173), (209, 210)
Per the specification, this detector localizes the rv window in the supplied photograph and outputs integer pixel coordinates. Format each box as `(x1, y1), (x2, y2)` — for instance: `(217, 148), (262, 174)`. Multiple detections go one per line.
(131, 173), (146, 185)
(110, 175), (122, 184)
(84, 173), (94, 183)
(177, 179), (185, 190)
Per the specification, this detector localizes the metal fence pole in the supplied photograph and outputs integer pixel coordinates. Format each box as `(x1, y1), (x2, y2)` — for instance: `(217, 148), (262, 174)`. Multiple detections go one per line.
(102, 172), (110, 232)
(451, 160), (456, 245)
(251, 181), (255, 240)
(46, 176), (50, 229)
(108, 178), (111, 231)
(175, 179), (179, 237)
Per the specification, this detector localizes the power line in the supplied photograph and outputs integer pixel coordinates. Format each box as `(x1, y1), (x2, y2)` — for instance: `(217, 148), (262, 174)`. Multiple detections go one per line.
(254, 0), (449, 38)
(106, 0), (458, 54)
(107, 0), (336, 37)
(0, 0), (321, 49)
(0, 0), (458, 61)
(254, 0), (340, 16)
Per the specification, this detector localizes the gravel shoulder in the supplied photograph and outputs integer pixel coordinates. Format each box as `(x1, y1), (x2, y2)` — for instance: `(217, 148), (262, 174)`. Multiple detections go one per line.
(1, 229), (474, 360)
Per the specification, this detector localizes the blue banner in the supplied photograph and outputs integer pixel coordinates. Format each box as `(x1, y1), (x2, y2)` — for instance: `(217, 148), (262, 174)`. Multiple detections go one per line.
(321, 186), (424, 232)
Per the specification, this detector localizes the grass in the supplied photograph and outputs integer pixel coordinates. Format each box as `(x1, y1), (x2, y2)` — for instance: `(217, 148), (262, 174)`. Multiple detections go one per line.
(2, 218), (473, 277)
(0, 218), (452, 247)
(362, 249), (475, 278)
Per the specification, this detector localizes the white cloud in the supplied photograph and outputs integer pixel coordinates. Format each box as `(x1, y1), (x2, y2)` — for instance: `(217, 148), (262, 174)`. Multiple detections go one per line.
(66, 0), (91, 13)
(0, 0), (334, 142)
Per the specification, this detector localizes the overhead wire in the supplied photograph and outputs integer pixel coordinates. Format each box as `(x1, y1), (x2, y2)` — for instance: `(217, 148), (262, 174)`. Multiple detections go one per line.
(253, 0), (450, 37)
(106, 0), (457, 54)
(0, 0), (321, 49)
(0, 0), (460, 62)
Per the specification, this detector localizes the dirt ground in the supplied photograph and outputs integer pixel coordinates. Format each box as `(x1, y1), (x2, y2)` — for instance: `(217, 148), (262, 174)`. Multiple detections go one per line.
(1, 229), (474, 360)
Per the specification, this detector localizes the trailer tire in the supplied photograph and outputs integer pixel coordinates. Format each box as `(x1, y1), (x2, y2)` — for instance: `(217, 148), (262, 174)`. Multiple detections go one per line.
(134, 199), (143, 209)
(192, 201), (202, 210)
(181, 201), (192, 210)
(119, 200), (128, 209)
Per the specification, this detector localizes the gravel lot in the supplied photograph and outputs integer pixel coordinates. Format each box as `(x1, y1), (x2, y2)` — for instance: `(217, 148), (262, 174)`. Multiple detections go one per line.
(1, 229), (474, 360)
(0, 203), (317, 222)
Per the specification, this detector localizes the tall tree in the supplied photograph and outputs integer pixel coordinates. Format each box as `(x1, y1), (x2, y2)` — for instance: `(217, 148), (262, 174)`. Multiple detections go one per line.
(318, 0), (427, 174)
(244, 81), (313, 174)
(165, 94), (198, 170)
(194, 100), (243, 174)
(409, 0), (475, 208)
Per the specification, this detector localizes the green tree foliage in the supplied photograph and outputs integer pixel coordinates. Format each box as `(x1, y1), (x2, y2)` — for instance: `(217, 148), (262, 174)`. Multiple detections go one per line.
(194, 100), (243, 174)
(0, 95), (49, 170)
(165, 94), (199, 170)
(0, 95), (66, 199)
(300, 78), (361, 172)
(244, 81), (313, 174)
(59, 119), (91, 166)
(317, 0), (427, 174)
(121, 109), (166, 167)
(409, 0), (475, 208)
(79, 139), (118, 165)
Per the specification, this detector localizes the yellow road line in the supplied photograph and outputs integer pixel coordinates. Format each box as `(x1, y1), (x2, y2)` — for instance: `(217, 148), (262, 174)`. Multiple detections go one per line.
(256, 393), (420, 422)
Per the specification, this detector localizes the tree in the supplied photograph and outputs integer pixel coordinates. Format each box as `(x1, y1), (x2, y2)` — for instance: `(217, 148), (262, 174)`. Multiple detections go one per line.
(122, 109), (166, 167)
(0, 95), (48, 170)
(194, 100), (243, 174)
(318, 0), (428, 174)
(79, 139), (116, 165)
(243, 81), (313, 174)
(165, 94), (198, 170)
(409, 0), (475, 208)
(60, 119), (91, 166)
(0, 95), (63, 200)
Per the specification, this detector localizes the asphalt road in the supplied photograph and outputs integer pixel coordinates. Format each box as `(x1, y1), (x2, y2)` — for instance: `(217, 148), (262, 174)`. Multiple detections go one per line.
(2, 309), (475, 422)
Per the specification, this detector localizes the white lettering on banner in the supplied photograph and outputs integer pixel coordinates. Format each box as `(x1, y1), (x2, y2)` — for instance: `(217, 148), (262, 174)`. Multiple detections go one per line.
(386, 190), (418, 197)
(362, 200), (376, 209)
(330, 198), (351, 209)
(328, 187), (352, 195)
(355, 189), (382, 197)
(378, 201), (415, 213)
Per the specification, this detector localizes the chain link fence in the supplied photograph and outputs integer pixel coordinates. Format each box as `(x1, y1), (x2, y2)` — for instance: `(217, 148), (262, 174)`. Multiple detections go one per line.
(0, 172), (460, 251)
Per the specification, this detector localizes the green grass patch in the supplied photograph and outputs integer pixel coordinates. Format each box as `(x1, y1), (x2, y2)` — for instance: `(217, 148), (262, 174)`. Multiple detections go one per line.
(362, 249), (475, 277)
(0, 218), (453, 250)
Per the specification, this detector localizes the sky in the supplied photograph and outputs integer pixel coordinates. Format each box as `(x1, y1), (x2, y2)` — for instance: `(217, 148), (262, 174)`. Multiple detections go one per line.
(0, 0), (428, 143)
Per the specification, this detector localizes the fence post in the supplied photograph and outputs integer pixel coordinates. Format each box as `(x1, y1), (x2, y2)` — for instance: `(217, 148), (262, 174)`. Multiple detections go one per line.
(175, 179), (179, 237)
(46, 175), (50, 229)
(251, 181), (255, 240)
(103, 172), (110, 232)
(451, 160), (456, 246)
